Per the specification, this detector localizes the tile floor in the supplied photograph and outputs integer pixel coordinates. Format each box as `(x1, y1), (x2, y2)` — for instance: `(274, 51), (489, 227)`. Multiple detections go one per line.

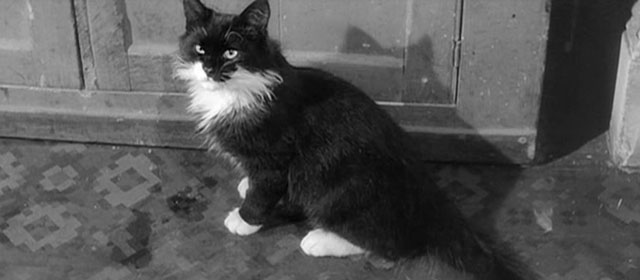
(1, 138), (639, 280)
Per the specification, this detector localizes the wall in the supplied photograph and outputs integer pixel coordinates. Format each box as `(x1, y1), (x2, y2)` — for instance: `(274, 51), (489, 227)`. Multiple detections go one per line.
(610, 1), (640, 172)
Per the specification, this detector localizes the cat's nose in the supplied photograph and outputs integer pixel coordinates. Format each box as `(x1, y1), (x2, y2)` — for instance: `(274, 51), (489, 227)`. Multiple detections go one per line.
(203, 67), (214, 75)
(203, 67), (223, 81)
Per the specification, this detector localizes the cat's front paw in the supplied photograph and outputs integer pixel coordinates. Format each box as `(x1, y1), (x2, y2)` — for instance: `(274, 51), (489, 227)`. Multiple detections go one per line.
(224, 208), (262, 236)
(237, 177), (249, 199)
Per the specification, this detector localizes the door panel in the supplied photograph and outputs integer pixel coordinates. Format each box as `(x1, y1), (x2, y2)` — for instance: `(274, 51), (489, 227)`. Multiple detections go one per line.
(84, 0), (132, 91)
(83, 0), (457, 106)
(126, 0), (185, 92)
(0, 0), (81, 89)
(280, 0), (407, 57)
(279, 0), (406, 102)
(280, 0), (458, 104)
(402, 0), (459, 104)
(457, 0), (548, 129)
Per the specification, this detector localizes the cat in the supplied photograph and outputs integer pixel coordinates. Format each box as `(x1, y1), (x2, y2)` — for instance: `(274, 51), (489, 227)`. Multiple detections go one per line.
(174, 0), (535, 279)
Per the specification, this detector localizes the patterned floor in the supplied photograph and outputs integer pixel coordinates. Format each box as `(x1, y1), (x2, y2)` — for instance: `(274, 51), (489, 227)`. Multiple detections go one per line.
(1, 138), (639, 280)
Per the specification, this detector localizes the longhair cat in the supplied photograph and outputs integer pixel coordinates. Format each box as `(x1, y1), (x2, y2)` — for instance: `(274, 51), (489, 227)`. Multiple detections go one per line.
(175, 0), (535, 279)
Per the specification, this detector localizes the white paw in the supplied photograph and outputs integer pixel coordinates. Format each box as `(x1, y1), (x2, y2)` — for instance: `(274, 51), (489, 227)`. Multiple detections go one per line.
(224, 208), (262, 236)
(300, 229), (365, 257)
(237, 177), (249, 199)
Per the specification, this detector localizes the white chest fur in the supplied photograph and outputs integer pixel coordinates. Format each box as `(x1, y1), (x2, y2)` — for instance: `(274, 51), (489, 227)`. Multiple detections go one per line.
(174, 61), (282, 132)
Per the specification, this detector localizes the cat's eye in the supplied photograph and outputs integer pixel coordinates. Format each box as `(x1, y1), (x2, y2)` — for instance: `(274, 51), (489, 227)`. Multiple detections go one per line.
(223, 49), (239, 60)
(195, 45), (205, 55)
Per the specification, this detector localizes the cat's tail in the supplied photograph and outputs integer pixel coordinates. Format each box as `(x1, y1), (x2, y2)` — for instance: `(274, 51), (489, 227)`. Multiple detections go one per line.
(475, 235), (538, 280)
(449, 229), (538, 280)
(396, 227), (538, 280)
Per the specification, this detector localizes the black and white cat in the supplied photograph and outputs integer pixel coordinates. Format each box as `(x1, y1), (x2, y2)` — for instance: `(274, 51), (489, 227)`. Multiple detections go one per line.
(175, 0), (534, 279)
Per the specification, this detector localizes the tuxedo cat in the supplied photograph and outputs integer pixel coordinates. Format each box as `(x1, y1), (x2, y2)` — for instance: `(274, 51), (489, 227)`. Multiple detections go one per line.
(175, 0), (534, 279)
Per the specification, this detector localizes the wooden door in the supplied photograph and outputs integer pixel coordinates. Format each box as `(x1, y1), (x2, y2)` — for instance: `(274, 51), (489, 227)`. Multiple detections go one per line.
(278, 0), (458, 105)
(0, 0), (81, 88)
(0, 0), (548, 164)
(81, 0), (458, 102)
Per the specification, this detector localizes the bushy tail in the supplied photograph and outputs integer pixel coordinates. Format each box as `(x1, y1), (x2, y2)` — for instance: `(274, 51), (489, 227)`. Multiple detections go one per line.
(396, 229), (538, 280)
(480, 237), (538, 280)
(453, 231), (538, 280)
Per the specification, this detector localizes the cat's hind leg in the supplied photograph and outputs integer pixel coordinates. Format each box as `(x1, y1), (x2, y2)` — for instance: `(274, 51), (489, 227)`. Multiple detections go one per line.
(300, 229), (366, 257)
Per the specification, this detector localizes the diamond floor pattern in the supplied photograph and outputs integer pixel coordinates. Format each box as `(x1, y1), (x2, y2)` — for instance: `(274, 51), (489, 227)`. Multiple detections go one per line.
(0, 138), (639, 279)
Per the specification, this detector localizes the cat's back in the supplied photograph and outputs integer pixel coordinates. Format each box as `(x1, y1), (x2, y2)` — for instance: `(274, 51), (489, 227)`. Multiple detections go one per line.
(291, 66), (367, 102)
(288, 66), (390, 121)
(284, 66), (418, 164)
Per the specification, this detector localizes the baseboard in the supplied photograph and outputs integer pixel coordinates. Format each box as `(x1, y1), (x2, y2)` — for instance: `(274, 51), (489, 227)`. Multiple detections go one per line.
(0, 85), (536, 164)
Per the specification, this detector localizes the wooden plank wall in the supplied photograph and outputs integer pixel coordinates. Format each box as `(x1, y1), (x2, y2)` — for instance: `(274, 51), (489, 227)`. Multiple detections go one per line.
(0, 0), (81, 88)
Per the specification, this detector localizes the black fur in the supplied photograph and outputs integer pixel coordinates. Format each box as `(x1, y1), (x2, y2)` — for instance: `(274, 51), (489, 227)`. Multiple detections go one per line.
(178, 1), (536, 279)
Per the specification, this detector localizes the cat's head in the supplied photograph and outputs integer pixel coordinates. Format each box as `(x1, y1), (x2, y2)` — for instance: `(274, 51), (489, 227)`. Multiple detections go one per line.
(177, 0), (285, 81)
(175, 0), (285, 129)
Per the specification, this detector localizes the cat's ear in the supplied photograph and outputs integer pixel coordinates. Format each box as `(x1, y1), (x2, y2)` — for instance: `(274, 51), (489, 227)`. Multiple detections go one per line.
(237, 0), (270, 33)
(183, 0), (214, 30)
